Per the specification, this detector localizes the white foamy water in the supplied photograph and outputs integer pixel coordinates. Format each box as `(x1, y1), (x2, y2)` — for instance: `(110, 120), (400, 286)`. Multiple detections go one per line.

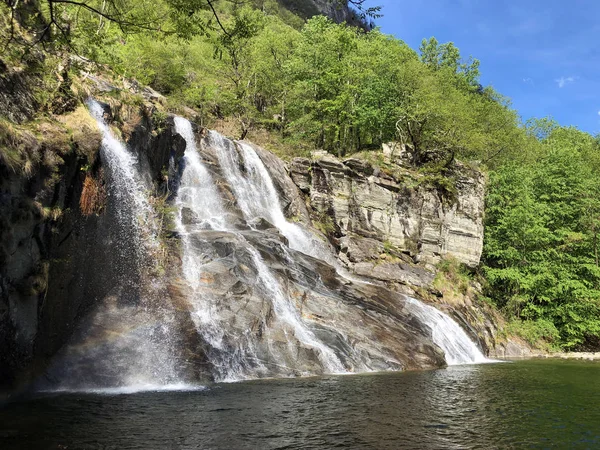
(174, 119), (345, 379)
(87, 99), (159, 259)
(173, 117), (229, 231)
(43, 384), (207, 396)
(404, 297), (490, 365)
(209, 133), (336, 263)
(173, 117), (263, 381)
(207, 130), (489, 367)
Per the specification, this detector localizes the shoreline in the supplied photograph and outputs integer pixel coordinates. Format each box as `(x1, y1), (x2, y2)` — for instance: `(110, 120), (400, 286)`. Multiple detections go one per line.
(501, 352), (600, 361)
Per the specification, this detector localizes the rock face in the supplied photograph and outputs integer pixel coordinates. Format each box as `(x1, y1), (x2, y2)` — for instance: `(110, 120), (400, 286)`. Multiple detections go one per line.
(264, 149), (502, 356)
(289, 152), (485, 269)
(0, 103), (191, 392)
(182, 229), (446, 378)
(1, 93), (504, 395)
(166, 130), (455, 381)
(309, 0), (353, 22)
(277, 0), (366, 26)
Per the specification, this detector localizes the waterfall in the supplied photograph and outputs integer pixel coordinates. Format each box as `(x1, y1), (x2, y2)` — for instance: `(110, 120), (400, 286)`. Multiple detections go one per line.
(173, 117), (229, 231)
(174, 117), (263, 381)
(174, 118), (345, 380)
(46, 113), (490, 392)
(87, 100), (159, 263)
(205, 130), (488, 368)
(404, 298), (489, 365)
(42, 101), (185, 392)
(208, 132), (339, 267)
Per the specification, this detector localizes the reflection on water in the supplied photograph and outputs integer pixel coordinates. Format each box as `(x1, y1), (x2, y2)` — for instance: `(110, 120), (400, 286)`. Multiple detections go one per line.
(1, 360), (600, 449)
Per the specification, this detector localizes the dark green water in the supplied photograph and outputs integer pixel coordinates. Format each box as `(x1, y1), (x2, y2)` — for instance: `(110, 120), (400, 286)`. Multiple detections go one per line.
(1, 359), (599, 449)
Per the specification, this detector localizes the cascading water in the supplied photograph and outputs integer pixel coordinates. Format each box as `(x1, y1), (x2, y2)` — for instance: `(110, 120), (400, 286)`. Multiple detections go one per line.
(41, 101), (186, 392)
(208, 132), (342, 267)
(174, 118), (344, 380)
(204, 129), (489, 368)
(404, 298), (489, 365)
(46, 112), (490, 392)
(173, 117), (263, 381)
(87, 100), (159, 264)
(173, 117), (229, 231)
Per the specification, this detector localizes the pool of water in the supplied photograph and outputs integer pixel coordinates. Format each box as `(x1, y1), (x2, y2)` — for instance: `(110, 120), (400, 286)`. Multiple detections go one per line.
(1, 359), (599, 449)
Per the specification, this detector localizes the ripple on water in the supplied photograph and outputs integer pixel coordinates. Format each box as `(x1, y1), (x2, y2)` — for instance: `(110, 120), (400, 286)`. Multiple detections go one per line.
(1, 360), (600, 450)
(39, 383), (207, 396)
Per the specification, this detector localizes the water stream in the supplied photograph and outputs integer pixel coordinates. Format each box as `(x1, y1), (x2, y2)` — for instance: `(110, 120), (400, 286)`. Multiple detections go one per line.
(174, 118), (345, 380)
(404, 297), (489, 365)
(87, 100), (159, 263)
(41, 101), (183, 392)
(186, 125), (488, 375)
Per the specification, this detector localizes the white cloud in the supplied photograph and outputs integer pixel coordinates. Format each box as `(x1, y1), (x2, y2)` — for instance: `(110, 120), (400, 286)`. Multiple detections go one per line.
(555, 76), (576, 88)
(523, 77), (534, 85)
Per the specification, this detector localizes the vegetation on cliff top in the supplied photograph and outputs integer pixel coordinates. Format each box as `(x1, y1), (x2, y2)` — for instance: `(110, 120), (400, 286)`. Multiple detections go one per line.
(2, 0), (600, 350)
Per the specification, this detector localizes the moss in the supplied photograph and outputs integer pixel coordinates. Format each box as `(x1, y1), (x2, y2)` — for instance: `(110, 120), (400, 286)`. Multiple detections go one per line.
(432, 257), (472, 305)
(151, 109), (168, 134)
(313, 212), (336, 236)
(39, 205), (64, 221)
(58, 105), (102, 160)
(378, 239), (403, 263)
(148, 193), (180, 277)
(0, 118), (40, 174)
(417, 169), (459, 206)
(121, 111), (144, 141)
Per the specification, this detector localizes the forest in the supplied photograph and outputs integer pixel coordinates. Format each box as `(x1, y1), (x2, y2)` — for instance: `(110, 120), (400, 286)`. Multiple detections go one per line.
(2, 0), (600, 351)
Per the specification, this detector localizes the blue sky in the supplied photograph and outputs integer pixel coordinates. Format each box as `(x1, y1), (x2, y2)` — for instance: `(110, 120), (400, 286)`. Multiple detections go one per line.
(362, 0), (600, 134)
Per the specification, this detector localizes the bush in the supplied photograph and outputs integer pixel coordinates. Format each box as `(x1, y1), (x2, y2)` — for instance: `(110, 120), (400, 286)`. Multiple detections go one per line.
(503, 319), (561, 351)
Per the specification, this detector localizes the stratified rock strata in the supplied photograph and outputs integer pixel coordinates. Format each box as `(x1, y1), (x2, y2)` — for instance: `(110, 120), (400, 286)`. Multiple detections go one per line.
(288, 152), (485, 269)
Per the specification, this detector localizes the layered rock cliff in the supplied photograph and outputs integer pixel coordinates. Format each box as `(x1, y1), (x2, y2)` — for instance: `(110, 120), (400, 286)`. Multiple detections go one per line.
(289, 152), (485, 269)
(0, 75), (528, 395)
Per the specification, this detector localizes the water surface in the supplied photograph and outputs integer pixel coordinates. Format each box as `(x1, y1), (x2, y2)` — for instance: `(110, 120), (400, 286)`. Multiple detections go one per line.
(1, 359), (599, 449)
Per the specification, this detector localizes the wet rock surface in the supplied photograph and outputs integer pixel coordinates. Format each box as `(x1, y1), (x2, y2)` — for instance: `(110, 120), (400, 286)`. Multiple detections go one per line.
(185, 229), (446, 377)
(1, 99), (509, 394)
(0, 103), (191, 391)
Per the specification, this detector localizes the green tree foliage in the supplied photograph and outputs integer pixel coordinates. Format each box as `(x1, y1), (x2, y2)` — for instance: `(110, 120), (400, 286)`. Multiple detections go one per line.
(419, 37), (480, 88)
(4, 0), (522, 161)
(484, 123), (600, 349)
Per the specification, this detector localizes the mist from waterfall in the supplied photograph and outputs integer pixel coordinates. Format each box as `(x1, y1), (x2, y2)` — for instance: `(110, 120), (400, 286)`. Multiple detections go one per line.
(41, 101), (185, 393)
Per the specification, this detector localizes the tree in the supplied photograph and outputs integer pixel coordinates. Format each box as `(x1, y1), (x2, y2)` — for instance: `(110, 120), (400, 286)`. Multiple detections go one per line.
(285, 16), (360, 153)
(483, 124), (600, 349)
(419, 37), (480, 89)
(2, 0), (379, 53)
